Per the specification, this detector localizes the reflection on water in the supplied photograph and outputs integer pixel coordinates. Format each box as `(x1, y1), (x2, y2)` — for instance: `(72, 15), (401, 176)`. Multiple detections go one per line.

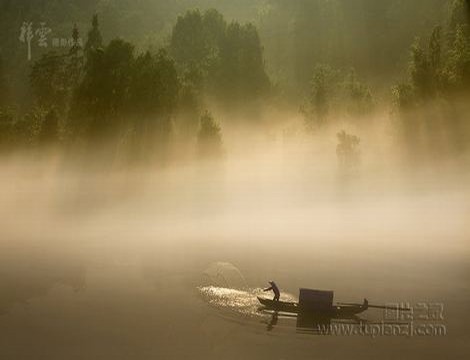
(260, 308), (417, 336)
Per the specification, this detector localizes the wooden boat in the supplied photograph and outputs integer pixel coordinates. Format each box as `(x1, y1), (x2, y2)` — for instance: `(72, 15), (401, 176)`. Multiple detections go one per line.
(257, 297), (299, 313)
(257, 297), (367, 316)
(258, 288), (410, 317)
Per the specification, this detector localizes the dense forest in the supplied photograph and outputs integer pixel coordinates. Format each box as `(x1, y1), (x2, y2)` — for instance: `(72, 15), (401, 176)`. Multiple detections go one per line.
(0, 0), (469, 165)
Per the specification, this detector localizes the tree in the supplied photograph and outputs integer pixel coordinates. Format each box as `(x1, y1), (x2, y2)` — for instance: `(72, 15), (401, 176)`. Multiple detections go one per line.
(392, 83), (415, 112)
(68, 24), (84, 88)
(131, 50), (179, 118)
(343, 69), (374, 117)
(0, 56), (7, 106)
(410, 39), (434, 99)
(395, 20), (468, 102)
(447, 0), (469, 44)
(302, 65), (374, 128)
(30, 52), (68, 111)
(0, 107), (15, 147)
(170, 9), (269, 107)
(214, 22), (270, 104)
(72, 37), (181, 145)
(73, 39), (134, 137)
(406, 27), (445, 100)
(39, 108), (59, 144)
(84, 14), (103, 58)
(170, 8), (226, 71)
(197, 111), (223, 157)
(336, 130), (360, 170)
(129, 49), (180, 156)
(445, 25), (470, 90)
(170, 10), (210, 69)
(466, 0), (470, 24)
(13, 108), (45, 147)
(202, 9), (227, 61)
(302, 64), (339, 128)
(175, 65), (204, 138)
(429, 26), (442, 76)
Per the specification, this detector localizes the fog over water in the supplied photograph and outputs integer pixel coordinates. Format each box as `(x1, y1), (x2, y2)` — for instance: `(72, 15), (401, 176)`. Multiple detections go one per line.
(0, 127), (469, 359)
(2, 1), (470, 358)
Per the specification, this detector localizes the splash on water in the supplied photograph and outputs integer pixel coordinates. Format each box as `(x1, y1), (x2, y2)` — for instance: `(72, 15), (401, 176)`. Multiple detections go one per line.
(202, 262), (247, 289)
(198, 286), (297, 317)
(200, 262), (296, 318)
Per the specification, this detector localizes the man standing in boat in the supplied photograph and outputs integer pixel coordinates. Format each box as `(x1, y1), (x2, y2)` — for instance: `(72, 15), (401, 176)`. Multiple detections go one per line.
(264, 281), (280, 301)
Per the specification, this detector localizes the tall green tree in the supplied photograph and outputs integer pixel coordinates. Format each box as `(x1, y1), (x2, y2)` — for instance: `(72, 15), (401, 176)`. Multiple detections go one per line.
(0, 107), (15, 147)
(84, 14), (103, 58)
(429, 26), (442, 75)
(302, 64), (339, 128)
(170, 10), (210, 69)
(73, 39), (134, 137)
(175, 65), (204, 138)
(336, 130), (360, 170)
(445, 25), (470, 89)
(170, 8), (227, 70)
(30, 52), (68, 111)
(466, 0), (470, 23)
(39, 108), (60, 144)
(131, 51), (179, 116)
(0, 56), (7, 106)
(214, 22), (270, 105)
(408, 27), (446, 101)
(343, 69), (373, 117)
(68, 24), (84, 88)
(448, 0), (469, 41)
(392, 83), (415, 112)
(410, 40), (434, 99)
(130, 49), (180, 142)
(197, 110), (223, 157)
(170, 9), (269, 107)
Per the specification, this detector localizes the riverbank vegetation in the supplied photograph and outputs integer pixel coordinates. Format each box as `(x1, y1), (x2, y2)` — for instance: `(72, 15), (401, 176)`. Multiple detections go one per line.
(0, 0), (469, 169)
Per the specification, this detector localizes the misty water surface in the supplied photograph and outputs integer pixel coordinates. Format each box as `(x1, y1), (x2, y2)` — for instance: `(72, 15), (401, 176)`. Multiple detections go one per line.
(0, 139), (469, 360)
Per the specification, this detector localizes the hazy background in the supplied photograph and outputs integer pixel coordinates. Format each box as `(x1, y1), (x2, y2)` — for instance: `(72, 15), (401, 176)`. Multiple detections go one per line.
(1, 1), (470, 359)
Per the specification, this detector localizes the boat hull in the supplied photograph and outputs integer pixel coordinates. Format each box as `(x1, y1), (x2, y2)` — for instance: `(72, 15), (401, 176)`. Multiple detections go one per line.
(257, 297), (299, 313)
(257, 297), (366, 316)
